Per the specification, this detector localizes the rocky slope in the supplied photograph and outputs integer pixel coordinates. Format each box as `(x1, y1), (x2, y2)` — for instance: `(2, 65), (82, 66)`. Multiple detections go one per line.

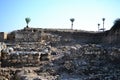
(27, 44), (120, 80)
(1, 44), (120, 80)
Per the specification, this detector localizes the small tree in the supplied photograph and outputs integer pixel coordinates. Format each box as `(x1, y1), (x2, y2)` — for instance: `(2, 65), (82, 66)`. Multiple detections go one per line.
(25, 17), (31, 28)
(98, 23), (100, 31)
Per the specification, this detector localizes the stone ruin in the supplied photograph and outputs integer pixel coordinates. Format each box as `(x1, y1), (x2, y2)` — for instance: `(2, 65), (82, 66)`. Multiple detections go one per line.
(0, 27), (120, 80)
(0, 42), (52, 67)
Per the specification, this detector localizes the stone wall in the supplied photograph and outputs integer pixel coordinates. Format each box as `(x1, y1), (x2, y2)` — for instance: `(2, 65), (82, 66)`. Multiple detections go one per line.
(0, 32), (7, 41)
(102, 29), (120, 46)
(15, 31), (41, 42)
(0, 42), (7, 67)
(2, 27), (120, 46)
(0, 28), (108, 45)
(1, 51), (49, 67)
(49, 30), (104, 44)
(72, 32), (104, 44)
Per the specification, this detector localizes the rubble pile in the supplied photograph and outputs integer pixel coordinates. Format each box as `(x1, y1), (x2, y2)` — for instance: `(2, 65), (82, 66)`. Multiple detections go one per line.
(38, 44), (120, 80)
(1, 41), (120, 80)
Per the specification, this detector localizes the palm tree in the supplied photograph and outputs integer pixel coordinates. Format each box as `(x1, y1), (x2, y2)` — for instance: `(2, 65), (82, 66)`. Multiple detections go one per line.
(70, 18), (75, 30)
(102, 18), (105, 31)
(25, 17), (31, 28)
(98, 23), (100, 31)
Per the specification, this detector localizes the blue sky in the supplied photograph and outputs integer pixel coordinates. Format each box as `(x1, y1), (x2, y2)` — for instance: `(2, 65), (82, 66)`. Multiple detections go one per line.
(0, 0), (120, 32)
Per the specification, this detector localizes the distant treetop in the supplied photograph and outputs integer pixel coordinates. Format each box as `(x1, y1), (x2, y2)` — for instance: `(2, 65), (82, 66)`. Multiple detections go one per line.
(110, 18), (120, 31)
(70, 18), (75, 22)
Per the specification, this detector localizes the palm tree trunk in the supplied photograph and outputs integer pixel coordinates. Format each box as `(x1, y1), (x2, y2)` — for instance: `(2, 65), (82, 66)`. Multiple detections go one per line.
(103, 21), (104, 32)
(26, 24), (28, 28)
(71, 22), (73, 30)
